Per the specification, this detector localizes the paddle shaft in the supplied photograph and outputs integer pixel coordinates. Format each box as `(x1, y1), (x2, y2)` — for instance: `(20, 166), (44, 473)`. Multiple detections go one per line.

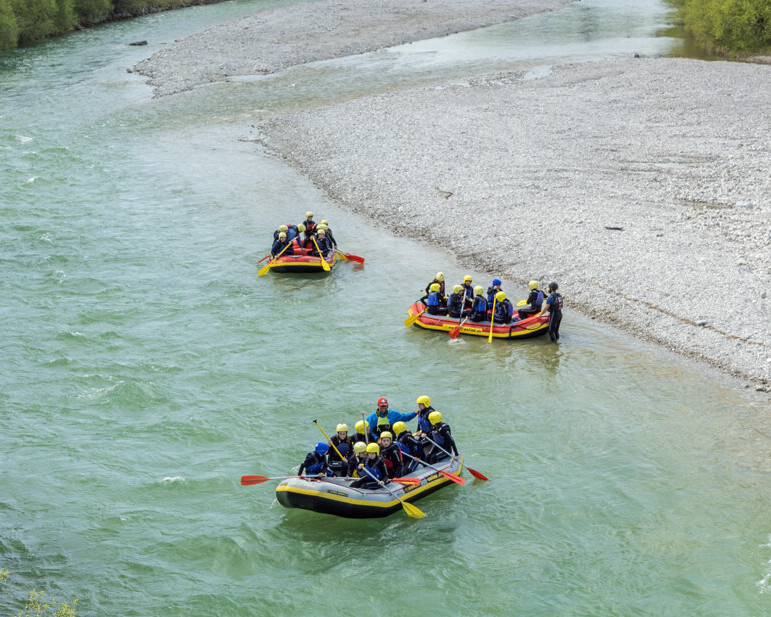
(401, 451), (464, 484)
(311, 237), (331, 271)
(256, 253), (271, 264)
(423, 435), (488, 480)
(488, 296), (497, 343)
(313, 420), (346, 463)
(259, 240), (293, 276)
(361, 411), (369, 444)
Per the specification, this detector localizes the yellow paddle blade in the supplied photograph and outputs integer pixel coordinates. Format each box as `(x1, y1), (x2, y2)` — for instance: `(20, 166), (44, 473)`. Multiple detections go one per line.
(517, 299), (528, 306)
(401, 500), (426, 518)
(320, 258), (330, 272)
(258, 262), (272, 277)
(404, 310), (424, 328)
(336, 252), (348, 260)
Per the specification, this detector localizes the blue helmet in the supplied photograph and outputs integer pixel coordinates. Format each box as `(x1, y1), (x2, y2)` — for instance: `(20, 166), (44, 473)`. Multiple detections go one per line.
(492, 278), (502, 286)
(315, 442), (329, 455)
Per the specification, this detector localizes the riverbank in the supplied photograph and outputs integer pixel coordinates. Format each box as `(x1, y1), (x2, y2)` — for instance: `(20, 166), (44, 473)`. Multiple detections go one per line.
(254, 56), (770, 387)
(135, 0), (571, 96)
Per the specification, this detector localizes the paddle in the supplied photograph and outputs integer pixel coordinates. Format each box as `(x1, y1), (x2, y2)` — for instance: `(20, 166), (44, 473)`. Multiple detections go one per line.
(449, 314), (471, 339)
(517, 299), (528, 306)
(361, 467), (426, 519)
(311, 237), (331, 272)
(240, 474), (418, 486)
(334, 249), (365, 264)
(488, 295), (497, 343)
(422, 436), (489, 481)
(404, 308), (426, 328)
(256, 253), (271, 264)
(400, 451), (465, 485)
(312, 420), (347, 469)
(258, 241), (293, 277)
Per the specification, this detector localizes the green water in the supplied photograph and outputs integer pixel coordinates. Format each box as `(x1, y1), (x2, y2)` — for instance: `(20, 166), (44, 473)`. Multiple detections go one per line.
(1, 1), (769, 615)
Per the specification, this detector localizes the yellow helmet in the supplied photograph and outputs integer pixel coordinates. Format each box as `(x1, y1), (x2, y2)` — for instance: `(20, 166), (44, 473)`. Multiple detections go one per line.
(317, 229), (326, 236)
(278, 225), (288, 232)
(353, 441), (367, 454)
(317, 224), (328, 231)
(435, 272), (444, 282)
(416, 395), (431, 407)
(463, 275), (473, 282)
(380, 431), (393, 441)
(320, 220), (328, 226)
(355, 420), (366, 433)
(452, 284), (463, 293)
(305, 211), (313, 219)
(529, 280), (539, 290)
(392, 421), (407, 435)
(297, 223), (306, 232)
(278, 232), (287, 239)
(336, 423), (348, 433)
(495, 291), (507, 302)
(366, 443), (380, 454)
(428, 411), (443, 425)
(429, 283), (441, 292)
(474, 285), (484, 295)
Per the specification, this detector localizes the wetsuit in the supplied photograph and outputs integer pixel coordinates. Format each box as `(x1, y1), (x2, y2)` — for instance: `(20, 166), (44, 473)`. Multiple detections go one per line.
(271, 238), (294, 258)
(303, 218), (317, 237)
(328, 436), (353, 477)
(424, 279), (446, 298)
(427, 422), (458, 464)
(396, 431), (423, 471)
(325, 228), (338, 247)
(346, 453), (367, 478)
(352, 432), (368, 446)
(380, 443), (404, 479)
(298, 451), (329, 476)
(470, 295), (488, 322)
(545, 291), (563, 342)
(415, 407), (435, 459)
(447, 292), (464, 319)
(518, 288), (544, 319)
(311, 235), (332, 257)
(493, 298), (514, 324)
(350, 456), (388, 489)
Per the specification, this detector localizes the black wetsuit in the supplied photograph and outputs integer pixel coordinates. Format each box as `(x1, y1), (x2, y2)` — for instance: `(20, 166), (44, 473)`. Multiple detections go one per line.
(518, 288), (544, 319)
(328, 436), (353, 477)
(545, 291), (563, 342)
(427, 422), (458, 464)
(380, 443), (404, 479)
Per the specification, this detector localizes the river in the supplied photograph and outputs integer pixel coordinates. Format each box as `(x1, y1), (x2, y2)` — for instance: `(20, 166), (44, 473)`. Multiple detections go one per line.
(1, 0), (769, 615)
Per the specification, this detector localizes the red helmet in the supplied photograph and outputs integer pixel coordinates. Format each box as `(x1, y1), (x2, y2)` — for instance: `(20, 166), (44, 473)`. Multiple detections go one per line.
(377, 397), (388, 407)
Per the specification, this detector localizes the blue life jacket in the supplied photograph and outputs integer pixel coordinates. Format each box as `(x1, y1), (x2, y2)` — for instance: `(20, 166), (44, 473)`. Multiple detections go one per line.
(426, 292), (440, 307)
(363, 461), (383, 481)
(286, 225), (299, 241)
(417, 409), (433, 434)
(463, 285), (474, 301)
(495, 299), (514, 321)
(472, 295), (487, 313)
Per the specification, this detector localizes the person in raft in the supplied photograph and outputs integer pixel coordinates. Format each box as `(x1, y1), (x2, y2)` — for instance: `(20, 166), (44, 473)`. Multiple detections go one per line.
(298, 442), (331, 477)
(413, 395), (438, 460)
(425, 411), (458, 464)
(352, 420), (368, 445)
(447, 285), (466, 319)
(518, 280), (545, 319)
(378, 431), (404, 479)
(350, 443), (389, 489)
(392, 421), (422, 472)
(461, 275), (475, 309)
(425, 271), (446, 298)
(366, 397), (418, 440)
(318, 220), (337, 247)
(486, 278), (504, 309)
(540, 281), (563, 343)
(469, 286), (489, 322)
(310, 228), (333, 258)
(327, 423), (354, 477)
(493, 291), (515, 324)
(294, 223), (313, 250)
(346, 441), (368, 478)
(273, 225), (289, 241)
(285, 223), (300, 243)
(302, 211), (317, 237)
(271, 232), (294, 258)
(424, 283), (445, 316)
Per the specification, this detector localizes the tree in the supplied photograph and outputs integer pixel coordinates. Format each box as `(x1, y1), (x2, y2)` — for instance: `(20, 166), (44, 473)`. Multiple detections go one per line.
(0, 0), (19, 50)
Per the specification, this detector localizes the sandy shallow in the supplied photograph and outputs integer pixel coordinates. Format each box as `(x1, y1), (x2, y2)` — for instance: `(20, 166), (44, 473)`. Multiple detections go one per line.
(136, 0), (570, 96)
(254, 57), (771, 386)
(136, 1), (771, 389)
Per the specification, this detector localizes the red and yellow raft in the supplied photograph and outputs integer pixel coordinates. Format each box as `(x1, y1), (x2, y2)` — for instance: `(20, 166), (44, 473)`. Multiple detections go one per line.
(406, 301), (549, 340)
(269, 250), (339, 273)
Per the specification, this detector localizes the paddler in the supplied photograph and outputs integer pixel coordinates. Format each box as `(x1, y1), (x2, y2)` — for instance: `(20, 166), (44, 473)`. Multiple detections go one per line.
(346, 441), (368, 478)
(447, 285), (465, 319)
(319, 220), (337, 248)
(310, 228), (333, 258)
(392, 422), (422, 472)
(298, 442), (331, 477)
(461, 275), (474, 309)
(273, 225), (289, 241)
(413, 395), (436, 459)
(469, 286), (489, 322)
(350, 443), (388, 489)
(493, 291), (514, 324)
(271, 232), (293, 258)
(352, 420), (369, 445)
(302, 211), (317, 237)
(486, 278), (504, 309)
(426, 411), (458, 464)
(423, 283), (444, 316)
(518, 280), (545, 319)
(378, 432), (404, 479)
(327, 424), (353, 477)
(424, 271), (446, 298)
(365, 397), (417, 439)
(540, 281), (563, 343)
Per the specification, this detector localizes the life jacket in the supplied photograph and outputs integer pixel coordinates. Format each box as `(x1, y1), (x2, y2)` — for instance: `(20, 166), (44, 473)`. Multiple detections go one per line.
(472, 295), (487, 314)
(548, 292), (563, 312)
(380, 443), (402, 474)
(417, 407), (433, 434)
(397, 432), (419, 458)
(314, 236), (332, 256)
(462, 284), (474, 301)
(487, 286), (502, 307)
(285, 225), (299, 242)
(430, 422), (453, 451)
(348, 454), (367, 477)
(495, 299), (514, 323)
(372, 415), (391, 438)
(330, 436), (352, 462)
(426, 291), (440, 307)
(303, 219), (317, 236)
(362, 457), (385, 481)
(271, 238), (293, 257)
(304, 451), (326, 475)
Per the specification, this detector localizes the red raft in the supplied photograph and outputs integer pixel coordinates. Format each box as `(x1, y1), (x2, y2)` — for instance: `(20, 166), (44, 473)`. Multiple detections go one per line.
(268, 248), (339, 274)
(406, 301), (549, 340)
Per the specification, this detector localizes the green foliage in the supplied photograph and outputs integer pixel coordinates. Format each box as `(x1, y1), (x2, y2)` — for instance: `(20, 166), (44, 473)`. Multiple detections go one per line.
(0, 0), (19, 51)
(74, 0), (113, 23)
(16, 590), (78, 617)
(671, 0), (771, 54)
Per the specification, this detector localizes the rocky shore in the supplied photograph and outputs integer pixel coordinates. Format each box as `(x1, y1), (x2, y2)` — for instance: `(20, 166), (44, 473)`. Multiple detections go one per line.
(136, 1), (771, 388)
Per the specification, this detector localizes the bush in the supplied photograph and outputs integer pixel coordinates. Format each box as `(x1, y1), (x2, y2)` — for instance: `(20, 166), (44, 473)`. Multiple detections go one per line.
(0, 0), (19, 50)
(672, 0), (771, 54)
(74, 0), (113, 23)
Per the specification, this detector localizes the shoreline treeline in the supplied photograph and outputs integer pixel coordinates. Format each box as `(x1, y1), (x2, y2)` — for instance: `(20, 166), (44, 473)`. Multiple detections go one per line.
(668, 0), (771, 55)
(0, 0), (228, 51)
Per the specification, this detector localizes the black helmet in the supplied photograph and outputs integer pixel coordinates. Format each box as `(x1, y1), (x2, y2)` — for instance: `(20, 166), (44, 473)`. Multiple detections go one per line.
(548, 282), (559, 291)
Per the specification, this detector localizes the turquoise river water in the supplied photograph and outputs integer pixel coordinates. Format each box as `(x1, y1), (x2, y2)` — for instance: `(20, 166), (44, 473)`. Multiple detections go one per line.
(1, 0), (769, 615)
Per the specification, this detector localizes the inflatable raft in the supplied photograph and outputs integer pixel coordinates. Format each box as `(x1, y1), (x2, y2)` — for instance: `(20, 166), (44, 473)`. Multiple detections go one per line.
(406, 301), (549, 339)
(276, 456), (463, 518)
(269, 249), (338, 273)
